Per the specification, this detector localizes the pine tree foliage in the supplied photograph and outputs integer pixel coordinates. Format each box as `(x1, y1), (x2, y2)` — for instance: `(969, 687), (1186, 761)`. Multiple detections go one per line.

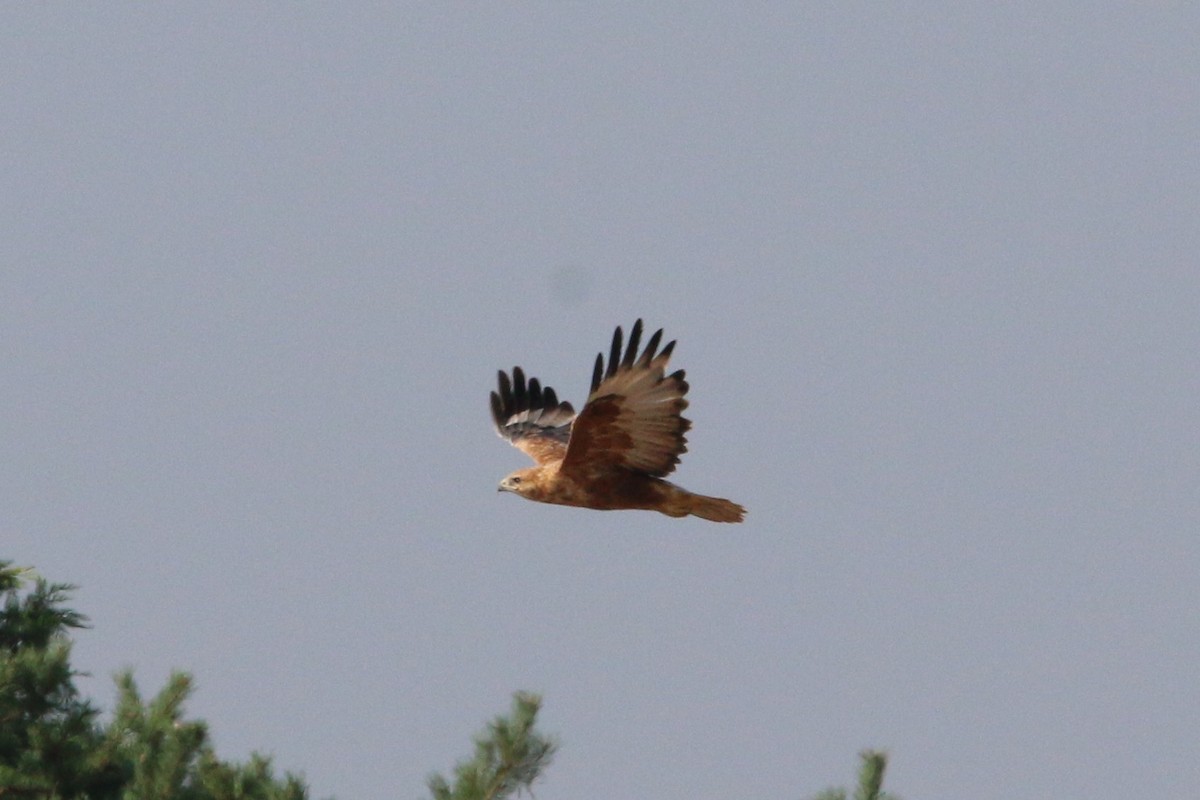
(2, 560), (899, 800)
(426, 693), (557, 800)
(0, 560), (309, 800)
(0, 563), (115, 797)
(810, 750), (897, 800)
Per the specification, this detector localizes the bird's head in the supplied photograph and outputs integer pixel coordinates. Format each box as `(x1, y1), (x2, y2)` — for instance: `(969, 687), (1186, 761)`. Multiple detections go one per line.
(497, 467), (541, 499)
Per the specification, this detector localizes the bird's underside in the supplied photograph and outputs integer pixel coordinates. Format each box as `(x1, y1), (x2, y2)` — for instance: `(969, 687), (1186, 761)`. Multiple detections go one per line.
(490, 320), (745, 523)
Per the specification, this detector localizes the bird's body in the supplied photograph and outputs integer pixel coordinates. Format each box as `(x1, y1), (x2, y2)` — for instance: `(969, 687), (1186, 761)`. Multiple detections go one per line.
(490, 320), (745, 523)
(500, 462), (736, 520)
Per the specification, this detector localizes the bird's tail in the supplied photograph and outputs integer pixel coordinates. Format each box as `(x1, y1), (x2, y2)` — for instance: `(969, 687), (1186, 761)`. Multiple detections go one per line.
(685, 493), (746, 523)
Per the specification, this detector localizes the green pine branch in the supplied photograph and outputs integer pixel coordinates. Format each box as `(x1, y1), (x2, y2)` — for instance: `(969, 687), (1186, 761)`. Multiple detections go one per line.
(810, 749), (897, 800)
(426, 693), (558, 800)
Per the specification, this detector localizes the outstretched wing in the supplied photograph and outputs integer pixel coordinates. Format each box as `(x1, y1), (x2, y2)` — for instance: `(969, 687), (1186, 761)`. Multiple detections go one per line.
(561, 320), (690, 478)
(491, 366), (576, 465)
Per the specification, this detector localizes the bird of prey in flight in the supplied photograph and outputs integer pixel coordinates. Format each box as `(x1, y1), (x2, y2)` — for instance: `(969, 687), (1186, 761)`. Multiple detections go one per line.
(491, 320), (745, 523)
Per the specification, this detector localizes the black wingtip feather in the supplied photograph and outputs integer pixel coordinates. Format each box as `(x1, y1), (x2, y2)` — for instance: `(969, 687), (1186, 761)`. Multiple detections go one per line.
(607, 325), (623, 380)
(621, 319), (644, 369)
(490, 391), (503, 427)
(512, 367), (527, 409)
(591, 352), (604, 394)
(638, 329), (664, 366)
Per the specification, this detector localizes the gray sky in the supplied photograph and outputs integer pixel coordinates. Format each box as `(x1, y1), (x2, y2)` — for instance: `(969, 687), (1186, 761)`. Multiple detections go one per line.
(4, 5), (1198, 799)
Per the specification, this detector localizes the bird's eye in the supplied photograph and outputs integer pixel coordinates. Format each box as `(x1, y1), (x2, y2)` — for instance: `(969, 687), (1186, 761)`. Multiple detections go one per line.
(511, 476), (522, 484)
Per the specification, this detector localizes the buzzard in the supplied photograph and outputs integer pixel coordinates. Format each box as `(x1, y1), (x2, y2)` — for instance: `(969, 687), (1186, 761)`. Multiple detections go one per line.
(490, 320), (745, 523)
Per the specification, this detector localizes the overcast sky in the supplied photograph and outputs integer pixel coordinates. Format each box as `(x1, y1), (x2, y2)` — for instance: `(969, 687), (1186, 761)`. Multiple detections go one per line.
(3, 5), (1198, 800)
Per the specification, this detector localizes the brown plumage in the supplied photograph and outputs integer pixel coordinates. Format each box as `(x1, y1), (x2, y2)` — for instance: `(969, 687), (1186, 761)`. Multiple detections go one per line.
(490, 320), (745, 523)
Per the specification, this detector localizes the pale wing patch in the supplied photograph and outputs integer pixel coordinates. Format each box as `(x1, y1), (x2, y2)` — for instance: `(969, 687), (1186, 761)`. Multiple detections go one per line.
(562, 320), (691, 478)
(491, 367), (576, 465)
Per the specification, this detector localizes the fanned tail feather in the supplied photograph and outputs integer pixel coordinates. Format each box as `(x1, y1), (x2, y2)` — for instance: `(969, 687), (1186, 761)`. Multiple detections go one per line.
(686, 493), (746, 523)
